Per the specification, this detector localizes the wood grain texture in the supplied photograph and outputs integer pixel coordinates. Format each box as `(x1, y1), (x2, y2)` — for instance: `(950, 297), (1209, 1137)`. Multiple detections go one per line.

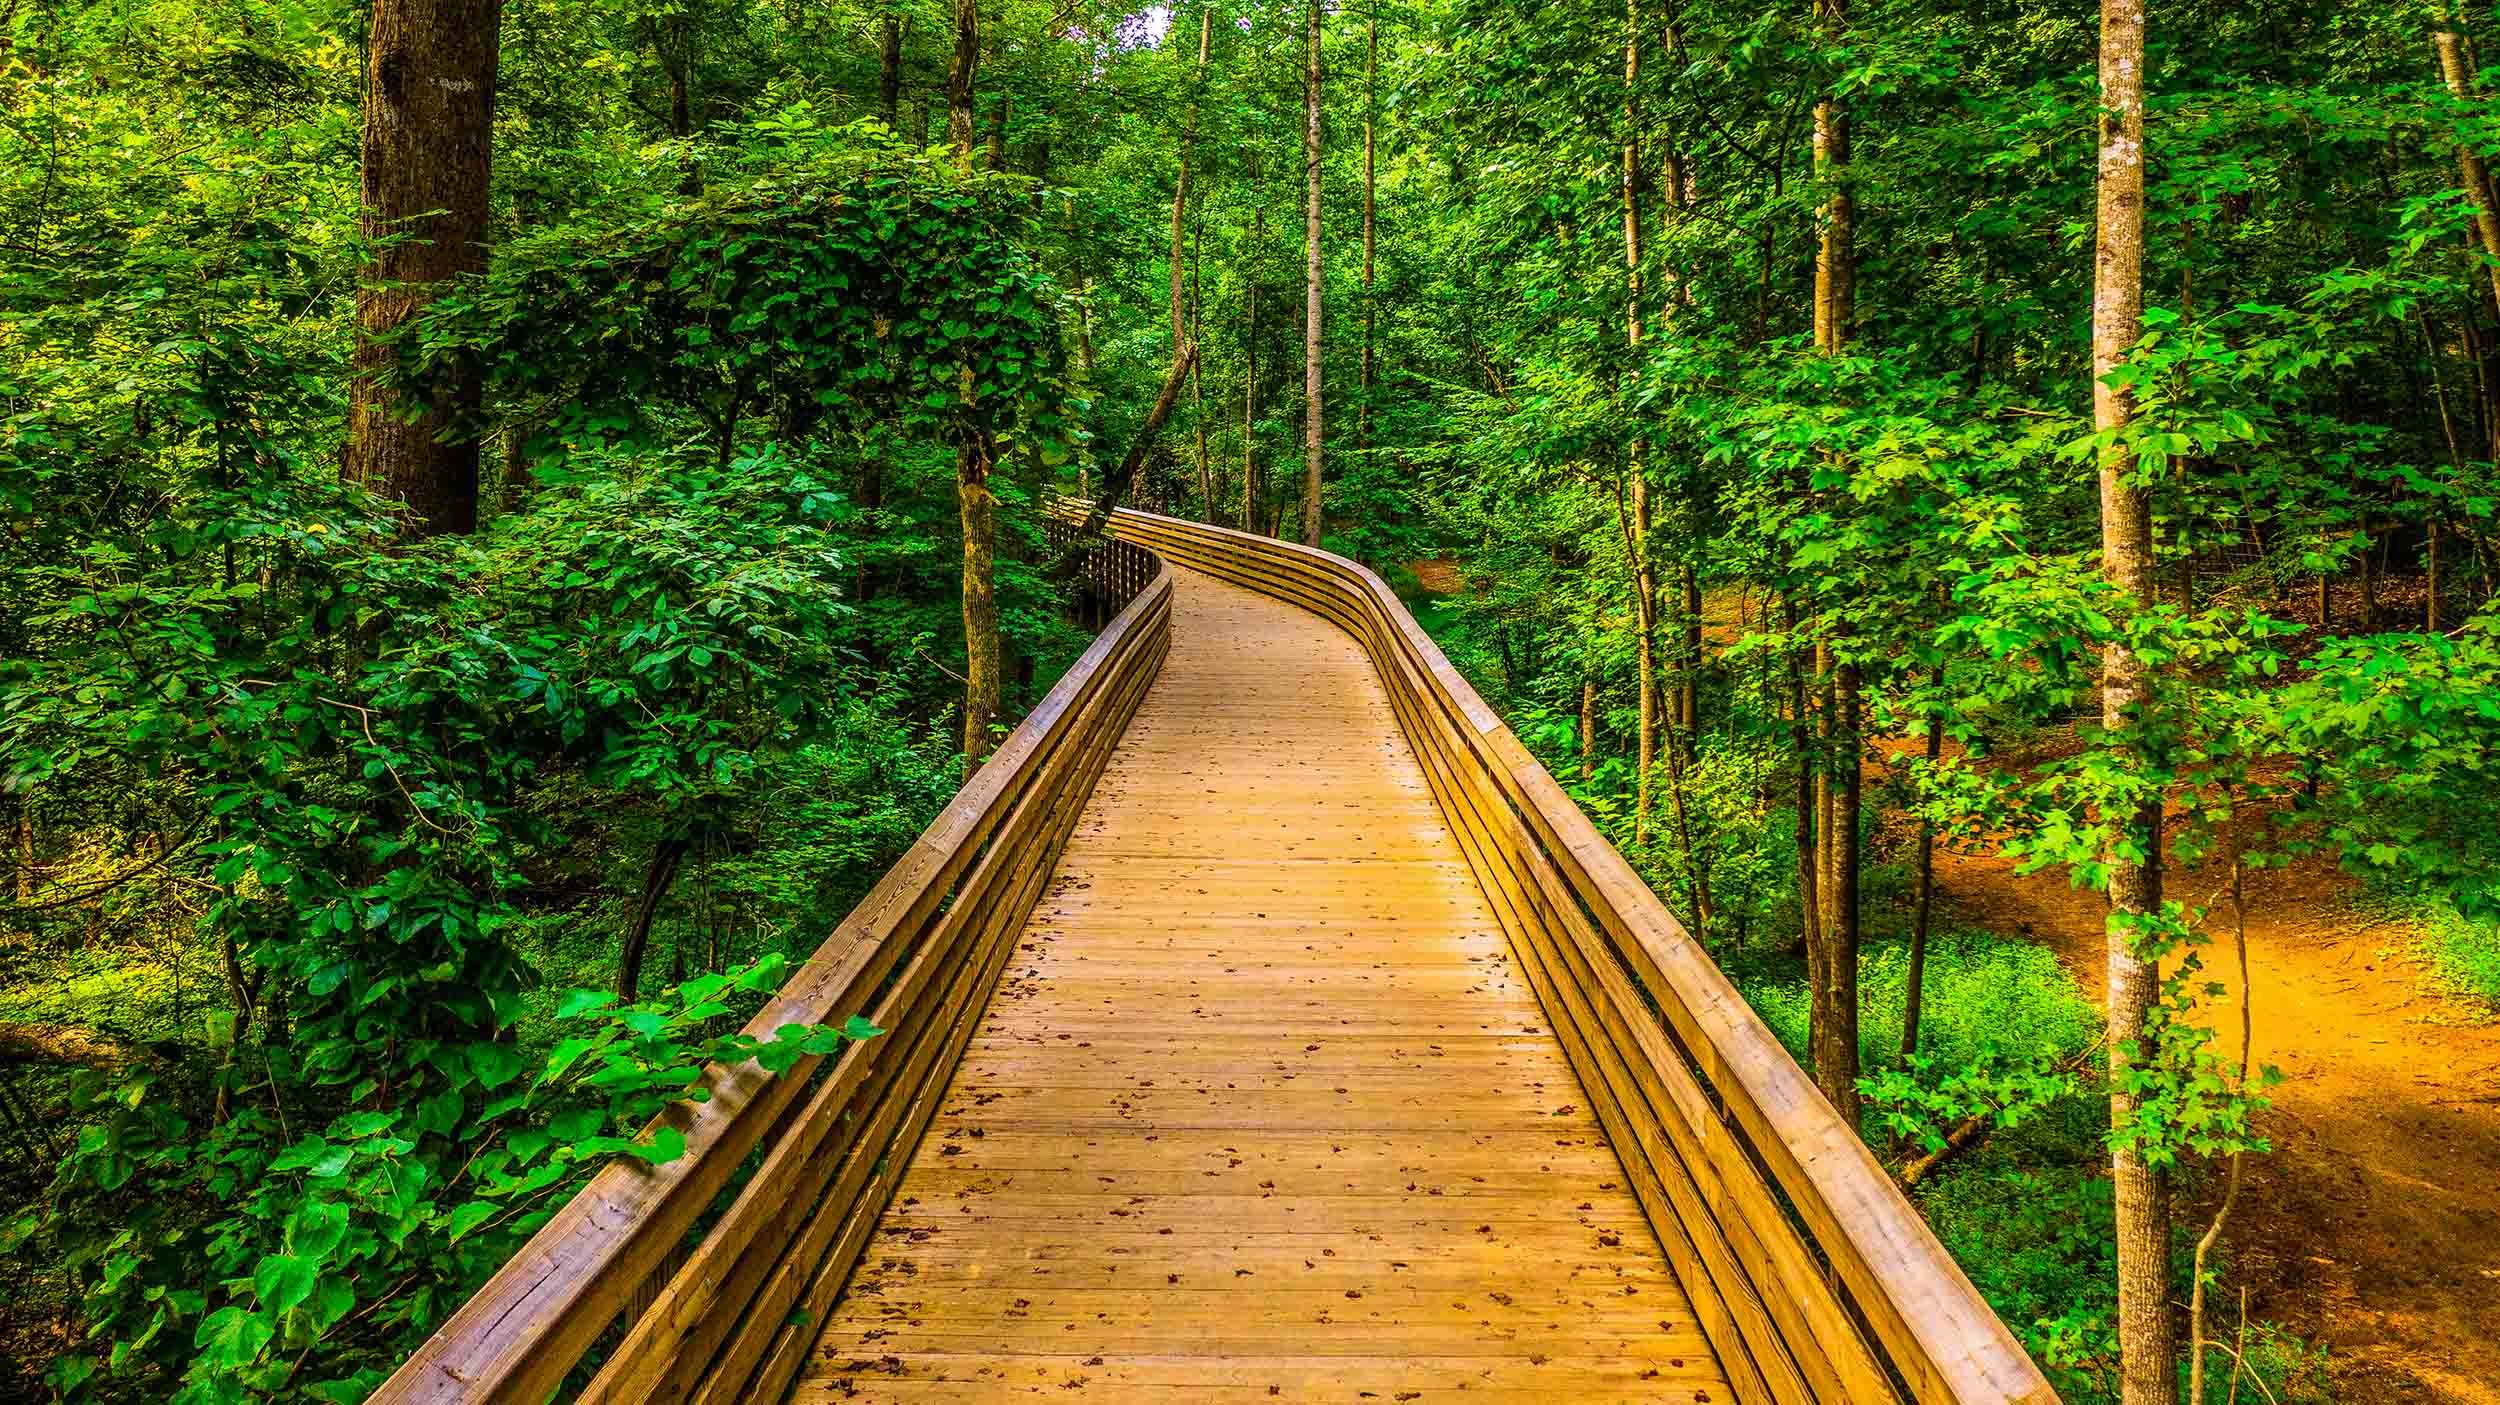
(1064, 505), (2059, 1405)
(795, 571), (1726, 1404)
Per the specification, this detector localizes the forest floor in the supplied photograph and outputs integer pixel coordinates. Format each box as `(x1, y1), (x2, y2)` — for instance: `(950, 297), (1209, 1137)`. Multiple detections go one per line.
(1930, 832), (2500, 1404)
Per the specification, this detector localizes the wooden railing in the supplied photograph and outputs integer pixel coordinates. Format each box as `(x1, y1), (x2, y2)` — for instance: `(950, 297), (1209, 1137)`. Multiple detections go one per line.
(1069, 504), (2057, 1405)
(371, 538), (1171, 1405)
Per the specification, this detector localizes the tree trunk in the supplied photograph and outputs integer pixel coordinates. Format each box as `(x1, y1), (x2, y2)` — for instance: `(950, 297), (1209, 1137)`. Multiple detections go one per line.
(1246, 180), (1264, 536)
(1580, 677), (1598, 780)
(958, 433), (1001, 764)
(2095, 1), (2180, 1398)
(1077, 344), (1199, 539)
(1816, 653), (1862, 1129)
(2360, 515), (2377, 625)
(1627, 483), (1661, 852)
(880, 13), (903, 125)
(1787, 592), (1821, 972)
(1622, 0), (1656, 849)
(344, 0), (502, 537)
(1173, 7), (1211, 516)
(616, 836), (690, 1004)
(1902, 664), (1945, 1064)
(1806, 0), (1861, 1128)
(2431, 514), (2443, 630)
(1301, 0), (1325, 547)
(1814, 639), (1835, 933)
(944, 0), (996, 768)
(2436, 5), (2500, 323)
(945, 0), (978, 160)
(1192, 176), (1214, 522)
(986, 92), (1009, 170)
(1678, 563), (1702, 746)
(1359, 2), (1377, 452)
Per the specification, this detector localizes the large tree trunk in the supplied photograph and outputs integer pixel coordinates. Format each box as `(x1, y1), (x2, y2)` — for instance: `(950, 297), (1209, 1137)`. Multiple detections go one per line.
(344, 0), (502, 537)
(2436, 5), (2500, 323)
(2095, 2), (2180, 1400)
(945, 0), (978, 159)
(1301, 0), (1325, 547)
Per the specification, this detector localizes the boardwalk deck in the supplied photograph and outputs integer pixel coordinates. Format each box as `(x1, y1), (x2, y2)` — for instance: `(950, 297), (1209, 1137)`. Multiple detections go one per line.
(796, 570), (1728, 1403)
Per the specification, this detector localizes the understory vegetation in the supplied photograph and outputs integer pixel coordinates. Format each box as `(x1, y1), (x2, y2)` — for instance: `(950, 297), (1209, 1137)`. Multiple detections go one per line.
(10, 0), (2500, 1401)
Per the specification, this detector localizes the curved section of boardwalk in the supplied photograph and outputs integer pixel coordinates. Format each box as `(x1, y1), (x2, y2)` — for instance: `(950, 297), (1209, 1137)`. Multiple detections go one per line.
(797, 569), (1726, 1402)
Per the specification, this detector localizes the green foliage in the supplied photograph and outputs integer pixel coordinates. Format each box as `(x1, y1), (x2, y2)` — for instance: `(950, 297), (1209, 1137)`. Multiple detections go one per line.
(2414, 901), (2500, 1006)
(19, 956), (869, 1403)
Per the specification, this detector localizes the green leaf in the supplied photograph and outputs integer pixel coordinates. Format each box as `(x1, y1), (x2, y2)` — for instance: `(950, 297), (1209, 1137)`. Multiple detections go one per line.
(253, 1254), (317, 1315)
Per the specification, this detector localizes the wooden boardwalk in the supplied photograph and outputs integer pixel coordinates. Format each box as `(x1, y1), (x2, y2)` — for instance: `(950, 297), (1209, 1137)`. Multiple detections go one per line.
(797, 570), (1727, 1402)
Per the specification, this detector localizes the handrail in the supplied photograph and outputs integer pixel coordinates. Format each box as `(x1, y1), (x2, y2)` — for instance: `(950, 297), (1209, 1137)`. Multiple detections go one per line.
(374, 536), (1171, 1405)
(1061, 502), (2057, 1405)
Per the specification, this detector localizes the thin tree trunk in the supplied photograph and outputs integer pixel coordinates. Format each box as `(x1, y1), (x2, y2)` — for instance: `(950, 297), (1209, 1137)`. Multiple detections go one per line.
(1580, 677), (1598, 780)
(1814, 639), (1834, 932)
(616, 836), (690, 1003)
(1173, 6), (1211, 516)
(1631, 478), (1659, 849)
(1787, 592), (1821, 973)
(958, 432), (1001, 764)
(1678, 564), (1702, 744)
(2360, 515), (2378, 625)
(986, 92), (1008, 170)
(880, 13), (903, 126)
(1301, 0), (1325, 547)
(946, 0), (997, 767)
(2436, 5), (2500, 323)
(1192, 180), (1213, 521)
(345, 0), (502, 537)
(1902, 663), (1945, 1064)
(2096, 1), (2180, 1398)
(1817, 655), (1862, 1128)
(1077, 344), (1199, 538)
(2431, 514), (2443, 630)
(1359, 1), (1377, 452)
(1245, 180), (1264, 535)
(1622, 0), (1656, 848)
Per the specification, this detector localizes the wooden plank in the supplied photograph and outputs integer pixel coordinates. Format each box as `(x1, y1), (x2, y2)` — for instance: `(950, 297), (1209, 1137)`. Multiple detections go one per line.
(794, 568), (1732, 1403)
(1074, 504), (2057, 1405)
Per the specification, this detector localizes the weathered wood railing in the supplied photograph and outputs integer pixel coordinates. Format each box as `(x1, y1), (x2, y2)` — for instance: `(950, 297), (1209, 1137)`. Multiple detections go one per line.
(372, 535), (1171, 1405)
(1067, 504), (2057, 1405)
(1044, 509), (1161, 627)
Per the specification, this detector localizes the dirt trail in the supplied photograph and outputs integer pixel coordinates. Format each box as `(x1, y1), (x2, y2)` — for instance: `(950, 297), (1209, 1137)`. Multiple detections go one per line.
(1934, 843), (2500, 1403)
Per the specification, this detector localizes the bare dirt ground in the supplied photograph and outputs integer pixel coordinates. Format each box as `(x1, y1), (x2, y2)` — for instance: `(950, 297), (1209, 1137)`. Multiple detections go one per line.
(1400, 557), (1464, 595)
(1933, 839), (2500, 1403)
